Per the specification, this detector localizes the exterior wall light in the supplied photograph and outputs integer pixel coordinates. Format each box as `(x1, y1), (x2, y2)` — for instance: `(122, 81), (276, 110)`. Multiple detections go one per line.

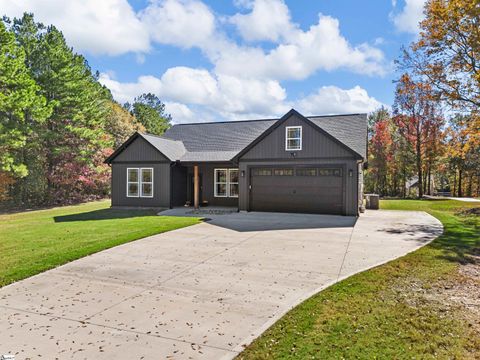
(349, 169), (353, 177)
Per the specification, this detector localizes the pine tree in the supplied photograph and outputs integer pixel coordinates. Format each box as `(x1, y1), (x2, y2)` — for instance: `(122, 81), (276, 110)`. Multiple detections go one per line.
(0, 20), (50, 203)
(126, 93), (172, 135)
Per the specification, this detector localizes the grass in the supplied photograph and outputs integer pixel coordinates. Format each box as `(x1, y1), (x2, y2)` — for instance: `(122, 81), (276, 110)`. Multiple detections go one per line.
(238, 199), (480, 359)
(0, 200), (200, 287)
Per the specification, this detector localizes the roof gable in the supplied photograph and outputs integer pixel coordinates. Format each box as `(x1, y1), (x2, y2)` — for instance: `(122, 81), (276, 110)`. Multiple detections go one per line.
(235, 109), (366, 159)
(105, 133), (170, 163)
(105, 110), (367, 164)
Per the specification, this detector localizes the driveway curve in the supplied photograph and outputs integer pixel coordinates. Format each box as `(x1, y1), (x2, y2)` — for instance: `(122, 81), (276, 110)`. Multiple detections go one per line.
(0, 210), (442, 359)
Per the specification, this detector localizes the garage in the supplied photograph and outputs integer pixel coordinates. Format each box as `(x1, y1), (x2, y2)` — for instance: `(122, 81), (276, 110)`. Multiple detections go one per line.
(249, 166), (345, 215)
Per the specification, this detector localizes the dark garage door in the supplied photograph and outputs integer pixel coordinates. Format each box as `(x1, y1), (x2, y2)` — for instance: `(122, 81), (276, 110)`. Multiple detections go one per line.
(249, 166), (344, 215)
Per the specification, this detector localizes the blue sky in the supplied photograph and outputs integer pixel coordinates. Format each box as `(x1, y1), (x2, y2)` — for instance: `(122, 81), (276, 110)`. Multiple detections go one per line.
(1, 0), (425, 123)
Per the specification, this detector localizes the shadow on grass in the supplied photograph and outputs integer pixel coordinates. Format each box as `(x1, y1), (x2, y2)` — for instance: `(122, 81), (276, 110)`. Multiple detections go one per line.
(430, 217), (480, 265)
(54, 208), (158, 222)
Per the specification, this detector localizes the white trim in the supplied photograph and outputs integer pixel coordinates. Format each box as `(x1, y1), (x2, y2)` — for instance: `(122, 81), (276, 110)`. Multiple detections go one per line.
(228, 169), (239, 198)
(214, 168), (228, 197)
(140, 167), (154, 198)
(285, 126), (302, 151)
(126, 168), (139, 197)
(126, 167), (154, 198)
(214, 168), (239, 198)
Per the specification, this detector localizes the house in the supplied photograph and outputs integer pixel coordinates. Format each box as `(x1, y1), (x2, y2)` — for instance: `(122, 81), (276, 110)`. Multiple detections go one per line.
(105, 109), (367, 216)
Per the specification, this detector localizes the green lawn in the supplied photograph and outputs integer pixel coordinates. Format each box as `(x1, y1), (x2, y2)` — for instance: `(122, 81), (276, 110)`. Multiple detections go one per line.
(0, 200), (200, 287)
(238, 199), (480, 359)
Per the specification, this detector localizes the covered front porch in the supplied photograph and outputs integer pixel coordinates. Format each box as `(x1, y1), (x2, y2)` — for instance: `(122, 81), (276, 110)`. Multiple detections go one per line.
(170, 163), (240, 209)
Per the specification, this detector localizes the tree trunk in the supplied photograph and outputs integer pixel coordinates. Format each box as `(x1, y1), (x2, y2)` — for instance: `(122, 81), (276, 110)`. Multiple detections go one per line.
(458, 168), (463, 197)
(427, 166), (431, 195)
(416, 131), (423, 199)
(467, 173), (472, 197)
(453, 168), (457, 196)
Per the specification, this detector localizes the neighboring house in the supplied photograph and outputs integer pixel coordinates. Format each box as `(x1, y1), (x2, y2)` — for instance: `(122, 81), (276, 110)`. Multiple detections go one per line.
(405, 175), (436, 197)
(105, 109), (367, 216)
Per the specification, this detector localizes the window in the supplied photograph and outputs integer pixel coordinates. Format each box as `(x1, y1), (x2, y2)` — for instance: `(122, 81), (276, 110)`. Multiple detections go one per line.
(214, 169), (227, 197)
(296, 168), (316, 176)
(127, 168), (153, 198)
(229, 169), (239, 198)
(127, 168), (139, 197)
(318, 168), (342, 177)
(274, 168), (294, 176)
(141, 168), (153, 197)
(252, 168), (272, 176)
(286, 126), (302, 151)
(214, 168), (238, 197)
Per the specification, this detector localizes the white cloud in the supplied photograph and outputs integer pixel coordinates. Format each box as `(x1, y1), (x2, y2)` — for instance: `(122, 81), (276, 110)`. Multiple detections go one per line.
(217, 13), (387, 79)
(391, 0), (426, 34)
(99, 67), (288, 119)
(100, 70), (382, 121)
(2, 0), (388, 122)
(164, 102), (195, 123)
(0, 0), (150, 55)
(140, 0), (216, 49)
(295, 85), (384, 115)
(229, 0), (294, 42)
(99, 73), (162, 103)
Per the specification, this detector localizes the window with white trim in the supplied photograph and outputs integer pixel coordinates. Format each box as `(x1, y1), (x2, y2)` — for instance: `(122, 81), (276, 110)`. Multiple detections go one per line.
(127, 168), (139, 197)
(214, 168), (239, 197)
(286, 126), (302, 151)
(140, 168), (153, 197)
(127, 168), (153, 198)
(229, 169), (239, 198)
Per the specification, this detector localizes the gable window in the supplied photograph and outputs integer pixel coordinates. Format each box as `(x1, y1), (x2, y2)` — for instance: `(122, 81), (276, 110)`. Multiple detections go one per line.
(286, 126), (302, 151)
(127, 168), (153, 198)
(214, 168), (239, 198)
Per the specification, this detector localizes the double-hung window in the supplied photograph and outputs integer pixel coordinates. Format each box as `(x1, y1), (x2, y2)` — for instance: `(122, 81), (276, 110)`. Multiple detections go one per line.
(285, 126), (302, 151)
(214, 169), (238, 198)
(127, 168), (153, 197)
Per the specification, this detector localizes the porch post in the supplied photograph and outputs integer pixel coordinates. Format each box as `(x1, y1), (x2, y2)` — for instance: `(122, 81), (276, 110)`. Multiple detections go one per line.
(194, 164), (199, 209)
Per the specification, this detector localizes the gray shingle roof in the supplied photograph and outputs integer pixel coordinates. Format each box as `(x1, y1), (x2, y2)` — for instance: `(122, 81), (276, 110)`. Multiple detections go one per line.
(138, 112), (367, 162)
(140, 133), (186, 160)
(162, 119), (276, 161)
(308, 114), (367, 159)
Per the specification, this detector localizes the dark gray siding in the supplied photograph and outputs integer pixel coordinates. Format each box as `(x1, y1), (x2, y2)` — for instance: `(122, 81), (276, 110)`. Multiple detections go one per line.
(171, 165), (187, 207)
(187, 163), (238, 207)
(114, 136), (169, 162)
(241, 114), (353, 160)
(111, 163), (170, 207)
(238, 113), (360, 216)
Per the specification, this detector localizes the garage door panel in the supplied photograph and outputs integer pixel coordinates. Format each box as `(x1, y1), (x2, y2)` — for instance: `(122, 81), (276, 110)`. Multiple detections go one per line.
(250, 165), (344, 215)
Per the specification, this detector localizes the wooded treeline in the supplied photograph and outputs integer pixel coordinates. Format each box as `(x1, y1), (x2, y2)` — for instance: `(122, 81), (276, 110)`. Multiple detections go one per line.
(365, 0), (480, 198)
(0, 14), (172, 208)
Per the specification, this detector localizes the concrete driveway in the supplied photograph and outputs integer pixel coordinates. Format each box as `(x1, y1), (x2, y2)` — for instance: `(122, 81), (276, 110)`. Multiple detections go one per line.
(0, 210), (442, 359)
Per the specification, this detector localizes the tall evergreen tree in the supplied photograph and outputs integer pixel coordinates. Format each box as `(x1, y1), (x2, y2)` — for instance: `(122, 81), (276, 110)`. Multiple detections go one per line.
(10, 13), (112, 204)
(126, 93), (172, 135)
(0, 20), (50, 203)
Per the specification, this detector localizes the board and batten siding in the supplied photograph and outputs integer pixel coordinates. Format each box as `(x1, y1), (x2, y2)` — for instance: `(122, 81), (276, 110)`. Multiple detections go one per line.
(238, 114), (361, 216)
(110, 136), (171, 207)
(240, 114), (353, 160)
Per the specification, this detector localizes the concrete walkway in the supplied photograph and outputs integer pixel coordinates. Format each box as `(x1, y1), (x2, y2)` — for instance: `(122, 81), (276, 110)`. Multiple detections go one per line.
(450, 197), (480, 202)
(0, 210), (442, 359)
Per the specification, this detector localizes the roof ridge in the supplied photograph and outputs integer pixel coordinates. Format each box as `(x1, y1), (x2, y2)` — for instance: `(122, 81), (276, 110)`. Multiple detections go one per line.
(170, 113), (367, 127)
(171, 118), (279, 126)
(307, 113), (367, 118)
(141, 133), (184, 143)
